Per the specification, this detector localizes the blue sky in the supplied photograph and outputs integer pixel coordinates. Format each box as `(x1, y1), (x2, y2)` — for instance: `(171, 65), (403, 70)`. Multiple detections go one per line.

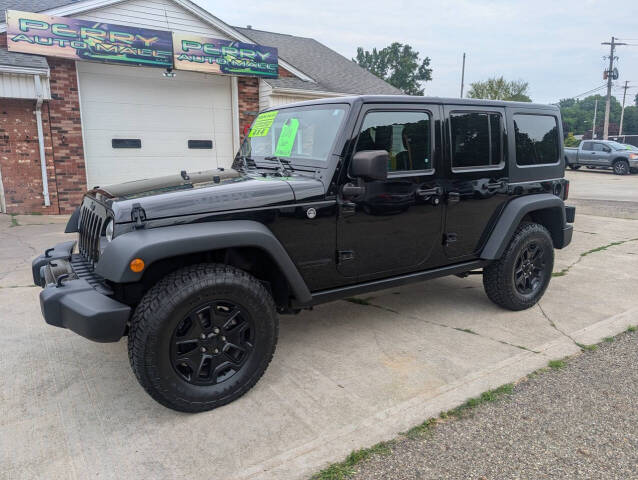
(197, 0), (638, 105)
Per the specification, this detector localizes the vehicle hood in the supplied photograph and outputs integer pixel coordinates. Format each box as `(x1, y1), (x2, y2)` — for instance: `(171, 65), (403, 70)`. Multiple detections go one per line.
(96, 169), (324, 223)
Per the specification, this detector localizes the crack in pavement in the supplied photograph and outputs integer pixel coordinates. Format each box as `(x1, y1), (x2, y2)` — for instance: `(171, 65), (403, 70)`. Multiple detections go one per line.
(537, 302), (580, 348)
(343, 298), (540, 354)
(553, 238), (638, 277)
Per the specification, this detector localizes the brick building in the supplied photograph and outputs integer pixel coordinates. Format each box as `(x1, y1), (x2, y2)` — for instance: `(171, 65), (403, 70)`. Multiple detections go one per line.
(0, 0), (399, 214)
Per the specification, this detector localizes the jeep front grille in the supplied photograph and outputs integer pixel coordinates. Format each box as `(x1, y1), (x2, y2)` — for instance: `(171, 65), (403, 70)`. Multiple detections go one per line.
(78, 204), (104, 266)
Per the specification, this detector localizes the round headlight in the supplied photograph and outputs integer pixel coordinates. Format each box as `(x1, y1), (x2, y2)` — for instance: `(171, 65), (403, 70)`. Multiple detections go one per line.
(105, 219), (114, 242)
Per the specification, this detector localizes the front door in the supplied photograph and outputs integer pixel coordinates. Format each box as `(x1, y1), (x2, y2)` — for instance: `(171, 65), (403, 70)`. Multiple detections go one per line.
(442, 106), (509, 260)
(592, 142), (611, 166)
(336, 104), (444, 280)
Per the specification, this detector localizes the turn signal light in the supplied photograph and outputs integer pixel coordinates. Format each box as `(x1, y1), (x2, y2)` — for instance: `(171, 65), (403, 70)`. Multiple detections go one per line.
(130, 258), (145, 273)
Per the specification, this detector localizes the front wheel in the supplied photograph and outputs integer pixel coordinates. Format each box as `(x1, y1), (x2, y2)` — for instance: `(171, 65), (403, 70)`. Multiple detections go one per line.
(128, 264), (278, 412)
(613, 160), (630, 175)
(483, 223), (554, 311)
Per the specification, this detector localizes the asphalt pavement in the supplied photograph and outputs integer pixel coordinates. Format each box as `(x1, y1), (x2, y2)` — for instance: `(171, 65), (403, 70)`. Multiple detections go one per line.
(350, 330), (638, 480)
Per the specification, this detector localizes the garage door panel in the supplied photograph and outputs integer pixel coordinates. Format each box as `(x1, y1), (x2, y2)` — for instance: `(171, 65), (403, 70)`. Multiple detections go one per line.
(80, 103), (232, 133)
(86, 155), (220, 185)
(78, 62), (234, 187)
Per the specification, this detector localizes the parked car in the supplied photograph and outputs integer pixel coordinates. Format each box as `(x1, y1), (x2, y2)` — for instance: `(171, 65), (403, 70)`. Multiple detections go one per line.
(564, 140), (638, 174)
(32, 96), (575, 412)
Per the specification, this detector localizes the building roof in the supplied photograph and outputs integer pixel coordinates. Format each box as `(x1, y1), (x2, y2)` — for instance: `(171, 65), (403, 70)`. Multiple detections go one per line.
(0, 0), (80, 23)
(0, 47), (48, 70)
(236, 27), (402, 96)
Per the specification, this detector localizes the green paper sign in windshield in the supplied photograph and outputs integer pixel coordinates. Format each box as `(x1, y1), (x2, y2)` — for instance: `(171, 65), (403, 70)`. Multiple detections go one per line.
(248, 111), (278, 137)
(274, 119), (299, 157)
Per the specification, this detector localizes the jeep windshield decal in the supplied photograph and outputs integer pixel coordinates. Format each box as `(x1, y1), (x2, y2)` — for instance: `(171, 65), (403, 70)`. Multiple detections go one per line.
(242, 104), (349, 165)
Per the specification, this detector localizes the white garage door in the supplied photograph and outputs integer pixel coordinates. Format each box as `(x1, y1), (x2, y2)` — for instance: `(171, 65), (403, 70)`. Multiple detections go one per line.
(77, 61), (234, 187)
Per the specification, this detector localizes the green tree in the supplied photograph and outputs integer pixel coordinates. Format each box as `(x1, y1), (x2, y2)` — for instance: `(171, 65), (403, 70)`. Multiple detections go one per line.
(354, 43), (432, 95)
(467, 76), (531, 102)
(559, 95), (629, 136)
(564, 132), (580, 147)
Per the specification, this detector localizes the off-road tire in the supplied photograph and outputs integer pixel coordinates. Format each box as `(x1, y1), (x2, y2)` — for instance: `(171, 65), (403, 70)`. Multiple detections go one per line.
(483, 222), (554, 311)
(128, 264), (278, 412)
(613, 159), (630, 175)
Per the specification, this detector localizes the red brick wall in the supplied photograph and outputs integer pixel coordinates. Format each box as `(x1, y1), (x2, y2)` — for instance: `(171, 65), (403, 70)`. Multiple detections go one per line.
(0, 99), (59, 214)
(45, 57), (86, 213)
(279, 66), (295, 78)
(1, 33), (85, 214)
(237, 76), (259, 141)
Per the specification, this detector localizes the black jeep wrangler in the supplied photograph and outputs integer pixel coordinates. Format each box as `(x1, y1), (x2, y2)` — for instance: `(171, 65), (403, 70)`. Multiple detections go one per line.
(33, 96), (575, 412)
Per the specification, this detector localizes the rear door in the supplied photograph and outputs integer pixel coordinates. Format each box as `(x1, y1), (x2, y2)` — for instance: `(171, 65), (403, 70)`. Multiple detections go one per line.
(442, 105), (509, 260)
(579, 141), (594, 164)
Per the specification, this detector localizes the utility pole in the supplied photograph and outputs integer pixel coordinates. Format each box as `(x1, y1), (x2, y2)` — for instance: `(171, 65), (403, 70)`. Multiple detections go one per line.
(592, 98), (598, 140)
(619, 80), (629, 137)
(460, 52), (466, 98)
(601, 36), (626, 139)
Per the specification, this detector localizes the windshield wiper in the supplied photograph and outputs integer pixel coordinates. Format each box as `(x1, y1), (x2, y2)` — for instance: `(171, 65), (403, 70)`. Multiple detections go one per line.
(264, 156), (294, 176)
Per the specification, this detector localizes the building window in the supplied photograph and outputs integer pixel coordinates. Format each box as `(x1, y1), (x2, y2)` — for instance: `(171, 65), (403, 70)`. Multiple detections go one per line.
(514, 114), (560, 166)
(188, 140), (213, 149)
(355, 111), (432, 172)
(112, 139), (141, 149)
(450, 112), (502, 169)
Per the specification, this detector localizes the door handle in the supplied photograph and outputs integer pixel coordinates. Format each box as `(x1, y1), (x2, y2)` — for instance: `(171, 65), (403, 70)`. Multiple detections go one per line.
(447, 192), (461, 203)
(416, 186), (442, 198)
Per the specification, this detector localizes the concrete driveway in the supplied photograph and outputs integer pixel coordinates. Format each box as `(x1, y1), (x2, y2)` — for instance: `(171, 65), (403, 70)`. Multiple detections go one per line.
(1, 194), (638, 479)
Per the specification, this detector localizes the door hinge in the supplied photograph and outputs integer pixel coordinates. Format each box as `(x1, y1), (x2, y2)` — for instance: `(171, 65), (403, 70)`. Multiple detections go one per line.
(443, 233), (457, 245)
(131, 203), (147, 229)
(337, 250), (355, 263)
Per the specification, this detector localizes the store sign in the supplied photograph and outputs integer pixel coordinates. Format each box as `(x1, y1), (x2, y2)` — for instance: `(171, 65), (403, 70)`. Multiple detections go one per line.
(6, 10), (173, 68)
(173, 32), (278, 77)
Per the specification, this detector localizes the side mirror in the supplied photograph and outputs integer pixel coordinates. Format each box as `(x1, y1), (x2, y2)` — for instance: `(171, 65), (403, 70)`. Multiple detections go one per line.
(350, 150), (389, 181)
(603, 147), (611, 153)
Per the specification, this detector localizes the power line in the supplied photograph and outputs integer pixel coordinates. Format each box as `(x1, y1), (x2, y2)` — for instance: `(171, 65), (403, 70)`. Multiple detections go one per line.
(572, 84), (607, 99)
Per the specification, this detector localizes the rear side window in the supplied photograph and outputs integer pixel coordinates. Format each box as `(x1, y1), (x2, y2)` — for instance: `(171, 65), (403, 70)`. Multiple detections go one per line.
(514, 114), (559, 166)
(582, 141), (593, 151)
(450, 112), (502, 169)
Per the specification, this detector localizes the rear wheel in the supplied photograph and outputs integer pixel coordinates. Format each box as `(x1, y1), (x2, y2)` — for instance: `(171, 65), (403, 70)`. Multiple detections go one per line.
(128, 264), (278, 412)
(568, 164), (581, 170)
(483, 223), (554, 311)
(613, 160), (630, 175)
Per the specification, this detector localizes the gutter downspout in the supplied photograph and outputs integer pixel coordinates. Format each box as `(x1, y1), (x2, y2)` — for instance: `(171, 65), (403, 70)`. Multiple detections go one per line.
(34, 74), (50, 207)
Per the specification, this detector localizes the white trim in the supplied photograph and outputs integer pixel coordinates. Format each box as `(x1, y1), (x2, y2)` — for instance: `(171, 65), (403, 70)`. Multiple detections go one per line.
(270, 87), (352, 98)
(0, 0), (316, 83)
(231, 76), (240, 153)
(0, 65), (49, 76)
(75, 61), (91, 190)
(34, 75), (50, 207)
(0, 161), (5, 213)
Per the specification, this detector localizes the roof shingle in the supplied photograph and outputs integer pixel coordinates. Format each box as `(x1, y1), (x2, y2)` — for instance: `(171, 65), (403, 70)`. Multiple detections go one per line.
(236, 27), (401, 96)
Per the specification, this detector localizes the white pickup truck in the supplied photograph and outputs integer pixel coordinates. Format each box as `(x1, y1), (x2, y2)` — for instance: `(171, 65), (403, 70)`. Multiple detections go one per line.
(564, 140), (638, 175)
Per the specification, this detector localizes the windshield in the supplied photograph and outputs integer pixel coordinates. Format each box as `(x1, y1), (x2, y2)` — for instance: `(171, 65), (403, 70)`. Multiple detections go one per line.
(240, 104), (349, 166)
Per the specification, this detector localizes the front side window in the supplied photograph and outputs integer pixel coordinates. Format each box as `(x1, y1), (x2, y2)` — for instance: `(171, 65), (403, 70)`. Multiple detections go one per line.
(593, 143), (607, 152)
(355, 111), (432, 172)
(450, 112), (503, 169)
(241, 104), (348, 164)
(514, 114), (559, 166)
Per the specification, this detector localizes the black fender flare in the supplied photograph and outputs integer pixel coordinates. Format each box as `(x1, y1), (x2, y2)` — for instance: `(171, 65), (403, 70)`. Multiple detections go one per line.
(480, 194), (567, 260)
(95, 220), (312, 304)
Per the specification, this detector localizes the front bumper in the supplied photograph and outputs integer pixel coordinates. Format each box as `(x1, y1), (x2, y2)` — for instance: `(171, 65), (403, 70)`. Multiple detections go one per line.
(33, 242), (130, 343)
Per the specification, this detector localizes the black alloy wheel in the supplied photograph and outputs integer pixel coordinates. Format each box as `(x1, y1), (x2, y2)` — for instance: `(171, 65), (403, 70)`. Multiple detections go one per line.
(513, 242), (546, 295)
(170, 301), (254, 385)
